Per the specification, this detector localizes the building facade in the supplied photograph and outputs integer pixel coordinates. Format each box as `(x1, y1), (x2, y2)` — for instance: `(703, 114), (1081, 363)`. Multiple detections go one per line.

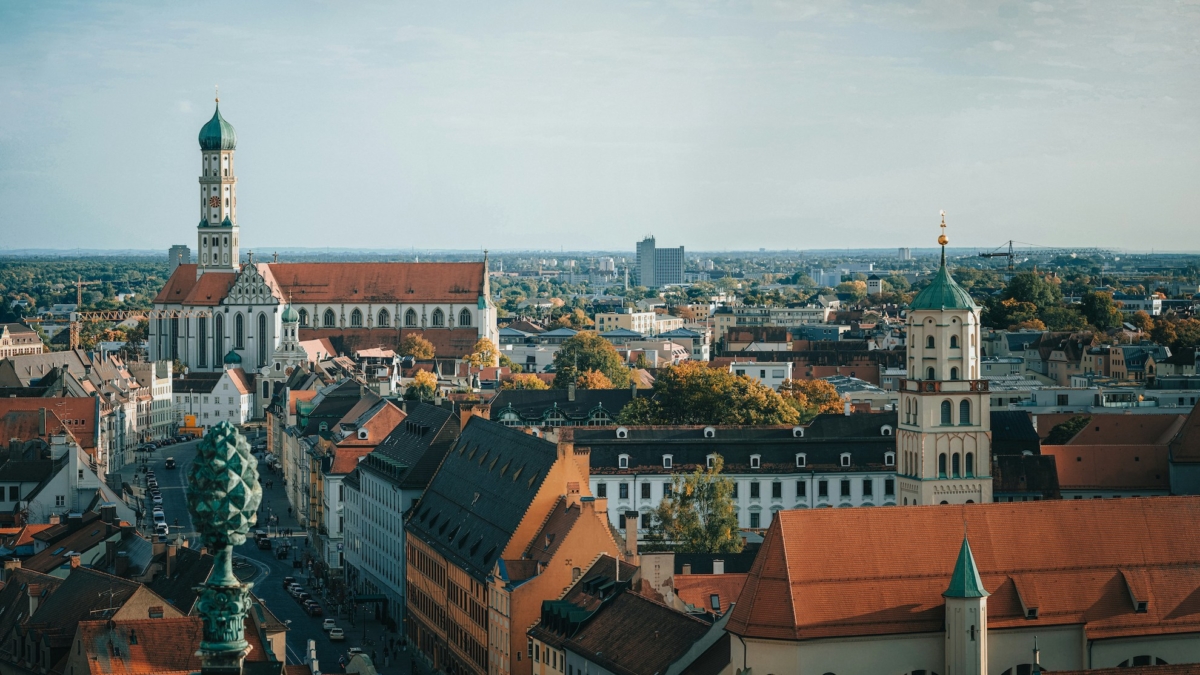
(635, 236), (684, 288)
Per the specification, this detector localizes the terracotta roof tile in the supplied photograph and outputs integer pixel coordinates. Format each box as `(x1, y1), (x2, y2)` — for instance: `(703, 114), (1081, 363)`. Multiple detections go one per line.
(1169, 401), (1200, 463)
(675, 573), (747, 614)
(0, 398), (98, 452)
(152, 266), (238, 306)
(728, 497), (1200, 641)
(330, 447), (371, 474)
(269, 262), (484, 303)
(1041, 444), (1169, 490)
(75, 617), (203, 674)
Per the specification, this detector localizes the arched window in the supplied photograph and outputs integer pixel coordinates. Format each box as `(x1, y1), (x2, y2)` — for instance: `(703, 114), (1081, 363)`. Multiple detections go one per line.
(298, 309), (308, 327)
(926, 336), (935, 349)
(927, 367), (935, 380)
(959, 399), (971, 425)
(966, 452), (975, 477)
(214, 313), (225, 366)
(377, 309), (390, 327)
(405, 309), (418, 327)
(234, 313), (245, 349)
(940, 400), (952, 425)
(952, 453), (961, 478)
(323, 309), (336, 327)
(197, 316), (208, 368)
(950, 335), (959, 348)
(257, 313), (267, 367)
(459, 308), (472, 327)
(950, 367), (959, 380)
(350, 309), (363, 327)
(938, 453), (947, 478)
(431, 309), (445, 327)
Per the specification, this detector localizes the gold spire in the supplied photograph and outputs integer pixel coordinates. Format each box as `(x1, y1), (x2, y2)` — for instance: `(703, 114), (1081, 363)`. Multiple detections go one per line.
(215, 85), (219, 103)
(938, 210), (949, 246)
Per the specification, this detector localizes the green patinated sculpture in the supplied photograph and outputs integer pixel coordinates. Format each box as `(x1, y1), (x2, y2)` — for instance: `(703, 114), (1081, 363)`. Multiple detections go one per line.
(186, 421), (262, 673)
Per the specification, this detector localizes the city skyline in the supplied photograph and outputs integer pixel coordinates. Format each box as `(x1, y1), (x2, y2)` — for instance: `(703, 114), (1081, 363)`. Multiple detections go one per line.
(1, 2), (1198, 252)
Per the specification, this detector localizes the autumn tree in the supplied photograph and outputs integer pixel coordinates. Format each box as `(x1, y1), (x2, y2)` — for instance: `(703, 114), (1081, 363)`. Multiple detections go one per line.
(983, 298), (1039, 330)
(553, 332), (631, 389)
(616, 361), (799, 426)
(671, 306), (697, 321)
(501, 373), (550, 390)
(399, 334), (435, 360)
(1002, 272), (1063, 311)
(1080, 291), (1123, 331)
(499, 353), (523, 374)
(646, 454), (743, 553)
(404, 369), (438, 401)
(1130, 311), (1154, 332)
(779, 378), (845, 423)
(465, 337), (498, 368)
(575, 369), (613, 390)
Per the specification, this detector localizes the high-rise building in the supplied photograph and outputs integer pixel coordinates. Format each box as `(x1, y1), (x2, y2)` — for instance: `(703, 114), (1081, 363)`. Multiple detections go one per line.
(168, 245), (191, 272)
(899, 247), (912, 260)
(635, 236), (685, 287)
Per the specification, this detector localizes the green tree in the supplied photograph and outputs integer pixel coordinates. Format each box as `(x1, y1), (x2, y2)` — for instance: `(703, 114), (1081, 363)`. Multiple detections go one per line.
(1045, 415), (1090, 445)
(399, 334), (436, 360)
(1002, 272), (1063, 310)
(835, 280), (867, 302)
(779, 378), (844, 423)
(983, 298), (1039, 329)
(1080, 291), (1123, 330)
(553, 332), (631, 389)
(646, 454), (744, 553)
(498, 353), (523, 374)
(1038, 307), (1087, 331)
(616, 362), (799, 425)
(1172, 318), (1200, 352)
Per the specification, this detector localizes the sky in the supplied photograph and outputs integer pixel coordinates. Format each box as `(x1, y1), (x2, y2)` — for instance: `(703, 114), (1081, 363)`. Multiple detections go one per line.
(0, 1), (1197, 254)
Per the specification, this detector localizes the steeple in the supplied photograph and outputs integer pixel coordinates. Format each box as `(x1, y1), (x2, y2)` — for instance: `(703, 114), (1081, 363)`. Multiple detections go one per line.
(945, 535), (989, 598)
(196, 95), (240, 275)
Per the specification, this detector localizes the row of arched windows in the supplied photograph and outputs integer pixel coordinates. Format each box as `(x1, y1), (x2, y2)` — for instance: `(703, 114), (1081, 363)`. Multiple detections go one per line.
(188, 311), (264, 367)
(938, 451), (975, 478)
(298, 307), (473, 329)
(925, 335), (959, 349)
(903, 398), (972, 426)
(924, 366), (962, 380)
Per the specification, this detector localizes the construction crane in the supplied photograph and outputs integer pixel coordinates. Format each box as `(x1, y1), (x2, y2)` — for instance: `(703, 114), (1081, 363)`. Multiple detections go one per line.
(979, 241), (1016, 270)
(75, 275), (101, 308)
(978, 241), (1113, 271)
(21, 308), (212, 350)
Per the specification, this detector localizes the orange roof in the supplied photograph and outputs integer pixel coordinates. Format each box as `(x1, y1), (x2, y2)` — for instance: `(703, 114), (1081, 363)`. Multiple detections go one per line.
(75, 617), (202, 674)
(1034, 412), (1185, 444)
(1042, 444), (1170, 490)
(330, 446), (371, 474)
(1170, 401), (1200, 463)
(152, 265), (238, 306)
(226, 368), (254, 395)
(0, 407), (70, 444)
(0, 398), (97, 452)
(675, 573), (747, 614)
(269, 262), (484, 303)
(337, 400), (404, 448)
(288, 389), (318, 414)
(728, 497), (1200, 642)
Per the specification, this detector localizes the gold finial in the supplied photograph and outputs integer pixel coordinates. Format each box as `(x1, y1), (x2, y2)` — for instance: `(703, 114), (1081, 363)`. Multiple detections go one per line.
(938, 210), (949, 246)
(215, 85), (219, 103)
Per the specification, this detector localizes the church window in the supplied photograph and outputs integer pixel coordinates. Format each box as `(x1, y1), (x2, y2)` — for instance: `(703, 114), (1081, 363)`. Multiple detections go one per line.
(927, 367), (935, 380)
(938, 453), (947, 478)
(377, 309), (390, 327)
(350, 309), (363, 327)
(952, 453), (961, 478)
(214, 314), (225, 365)
(202, 236), (209, 247)
(431, 309), (445, 327)
(966, 452), (975, 477)
(950, 335), (959, 348)
(926, 336), (935, 349)
(940, 401), (952, 425)
(197, 317), (208, 368)
(405, 309), (417, 327)
(959, 399), (971, 425)
(323, 309), (336, 327)
(298, 309), (308, 326)
(234, 313), (245, 349)
(459, 309), (472, 327)
(257, 313), (267, 367)
(950, 367), (959, 380)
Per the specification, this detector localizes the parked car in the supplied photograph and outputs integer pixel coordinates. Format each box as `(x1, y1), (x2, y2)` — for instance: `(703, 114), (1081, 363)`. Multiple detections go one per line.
(151, 494), (163, 505)
(296, 592), (311, 604)
(328, 628), (344, 642)
(154, 523), (169, 536)
(282, 576), (296, 589)
(153, 512), (166, 523)
(305, 602), (323, 617)
(321, 619), (337, 632)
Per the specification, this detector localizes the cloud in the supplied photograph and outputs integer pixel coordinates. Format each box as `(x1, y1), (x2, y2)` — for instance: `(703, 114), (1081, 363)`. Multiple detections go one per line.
(991, 40), (1016, 51)
(1029, 1), (1054, 12)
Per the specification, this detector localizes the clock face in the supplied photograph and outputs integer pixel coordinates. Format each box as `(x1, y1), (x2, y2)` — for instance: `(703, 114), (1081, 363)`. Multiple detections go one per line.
(209, 196), (221, 208)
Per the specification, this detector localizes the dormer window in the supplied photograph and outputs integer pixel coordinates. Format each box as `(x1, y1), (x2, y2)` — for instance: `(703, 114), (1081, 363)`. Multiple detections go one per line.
(357, 428), (368, 440)
(792, 426), (804, 438)
(706, 454), (716, 469)
(840, 453), (851, 468)
(884, 452), (895, 467)
(616, 426), (629, 439)
(703, 426), (716, 438)
(795, 453), (806, 468)
(663, 455), (673, 469)
(618, 454), (629, 469)
(750, 455), (761, 469)
(881, 425), (893, 436)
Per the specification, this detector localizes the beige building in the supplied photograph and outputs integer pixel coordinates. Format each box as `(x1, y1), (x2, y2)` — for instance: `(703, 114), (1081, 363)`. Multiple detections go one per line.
(0, 323), (43, 358)
(594, 310), (682, 336)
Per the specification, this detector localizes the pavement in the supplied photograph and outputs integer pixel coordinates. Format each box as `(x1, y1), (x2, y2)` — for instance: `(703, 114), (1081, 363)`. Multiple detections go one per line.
(119, 430), (433, 675)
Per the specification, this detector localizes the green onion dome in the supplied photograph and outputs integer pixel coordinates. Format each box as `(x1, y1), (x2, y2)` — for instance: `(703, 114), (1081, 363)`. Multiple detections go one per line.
(199, 103), (237, 151)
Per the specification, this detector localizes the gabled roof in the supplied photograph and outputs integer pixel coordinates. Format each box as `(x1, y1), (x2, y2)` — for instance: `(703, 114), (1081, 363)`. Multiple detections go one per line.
(29, 568), (143, 642)
(0, 568), (63, 644)
(675, 573), (747, 615)
(728, 497), (1200, 642)
(269, 262), (485, 303)
(363, 403), (460, 490)
(146, 546), (214, 613)
(74, 617), (203, 674)
(1170, 400), (1200, 464)
(0, 398), (98, 452)
(1041, 444), (1169, 491)
(152, 266), (238, 306)
(407, 417), (559, 582)
(561, 591), (713, 675)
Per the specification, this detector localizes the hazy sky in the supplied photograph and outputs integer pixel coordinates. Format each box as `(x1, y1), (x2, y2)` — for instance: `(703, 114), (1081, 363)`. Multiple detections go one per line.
(1, 1), (1197, 253)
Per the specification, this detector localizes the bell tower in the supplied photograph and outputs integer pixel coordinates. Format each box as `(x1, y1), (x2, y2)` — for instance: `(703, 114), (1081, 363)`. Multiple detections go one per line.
(944, 535), (989, 675)
(896, 213), (992, 506)
(196, 89), (240, 276)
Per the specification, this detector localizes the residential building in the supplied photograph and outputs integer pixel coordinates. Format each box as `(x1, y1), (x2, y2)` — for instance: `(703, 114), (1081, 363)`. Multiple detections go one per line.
(168, 244), (191, 271)
(636, 236), (685, 287)
(658, 326), (712, 362)
(343, 403), (462, 631)
(0, 324), (43, 358)
(171, 355), (255, 431)
(824, 374), (897, 411)
(595, 310), (655, 335)
(1036, 411), (1183, 499)
(405, 418), (621, 675)
(712, 305), (832, 341)
(490, 386), (634, 429)
(728, 360), (793, 391)
(727, 498), (1200, 674)
(128, 360), (173, 442)
(1114, 293), (1163, 315)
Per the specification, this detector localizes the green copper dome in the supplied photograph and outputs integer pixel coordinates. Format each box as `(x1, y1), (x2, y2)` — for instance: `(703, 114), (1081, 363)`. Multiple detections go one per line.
(281, 304), (299, 322)
(223, 349), (243, 365)
(944, 536), (989, 598)
(910, 256), (978, 311)
(199, 104), (237, 151)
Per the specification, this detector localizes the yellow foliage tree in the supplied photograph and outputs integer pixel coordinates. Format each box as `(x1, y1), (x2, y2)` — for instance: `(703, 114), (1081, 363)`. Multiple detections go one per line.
(501, 373), (549, 390)
(405, 369), (438, 400)
(399, 334), (436, 360)
(779, 378), (845, 423)
(466, 337), (498, 368)
(575, 369), (613, 390)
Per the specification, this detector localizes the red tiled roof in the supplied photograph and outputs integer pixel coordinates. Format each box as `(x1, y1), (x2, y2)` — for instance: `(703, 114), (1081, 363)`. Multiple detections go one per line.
(152, 265), (238, 306)
(268, 262), (484, 303)
(675, 573), (747, 615)
(330, 447), (371, 474)
(0, 407), (70, 444)
(0, 398), (97, 452)
(74, 617), (203, 675)
(1066, 414), (1185, 445)
(300, 327), (480, 359)
(1170, 401), (1200, 463)
(1041, 444), (1170, 490)
(227, 368), (254, 395)
(728, 497), (1200, 642)
(288, 390), (318, 414)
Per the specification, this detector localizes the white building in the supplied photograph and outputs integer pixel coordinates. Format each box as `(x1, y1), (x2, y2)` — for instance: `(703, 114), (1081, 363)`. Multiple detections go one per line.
(172, 355), (254, 430)
(728, 361), (794, 391)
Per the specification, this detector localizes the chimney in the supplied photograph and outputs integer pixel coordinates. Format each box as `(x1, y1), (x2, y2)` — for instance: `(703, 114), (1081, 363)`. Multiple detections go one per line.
(67, 513), (83, 529)
(38, 408), (46, 436)
(713, 559), (725, 575)
(69, 554), (81, 570)
(624, 510), (639, 559)
(100, 504), (117, 525)
(630, 382), (638, 398)
(48, 514), (60, 526)
(166, 544), (177, 578)
(27, 584), (40, 615)
(3, 559), (21, 582)
(844, 400), (851, 416)
(152, 540), (167, 558)
(115, 551), (130, 578)
(682, 563), (692, 575)
(567, 383), (576, 402)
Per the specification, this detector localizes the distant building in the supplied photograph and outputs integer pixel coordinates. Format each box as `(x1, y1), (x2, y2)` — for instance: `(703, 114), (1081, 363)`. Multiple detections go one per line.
(0, 323), (44, 358)
(635, 236), (684, 287)
(168, 244), (191, 271)
(899, 247), (912, 260)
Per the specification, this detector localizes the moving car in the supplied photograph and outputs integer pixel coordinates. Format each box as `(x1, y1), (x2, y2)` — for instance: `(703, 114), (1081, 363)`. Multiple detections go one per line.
(154, 523), (169, 536)
(321, 619), (337, 632)
(305, 601), (323, 617)
(164, 458), (176, 469)
(328, 628), (344, 642)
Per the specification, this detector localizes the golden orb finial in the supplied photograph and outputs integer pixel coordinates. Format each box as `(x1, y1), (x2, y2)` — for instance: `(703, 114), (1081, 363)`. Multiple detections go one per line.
(938, 210), (949, 246)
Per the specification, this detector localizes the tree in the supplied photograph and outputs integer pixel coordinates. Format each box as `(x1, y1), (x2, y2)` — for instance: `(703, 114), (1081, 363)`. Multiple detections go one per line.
(670, 306), (697, 321)
(501, 373), (550, 390)
(553, 332), (631, 389)
(575, 369), (614, 390)
(1151, 318), (1178, 348)
(404, 369), (438, 401)
(835, 280), (867, 302)
(1002, 272), (1062, 310)
(1130, 311), (1154, 332)
(498, 353), (523, 374)
(616, 362), (799, 425)
(552, 308), (594, 330)
(465, 337), (498, 368)
(1015, 319), (1047, 330)
(399, 334), (435, 360)
(1045, 415), (1090, 445)
(983, 298), (1039, 329)
(646, 454), (743, 553)
(779, 379), (844, 423)
(633, 352), (651, 370)
(1038, 307), (1087, 331)
(1080, 291), (1123, 331)
(1172, 318), (1200, 352)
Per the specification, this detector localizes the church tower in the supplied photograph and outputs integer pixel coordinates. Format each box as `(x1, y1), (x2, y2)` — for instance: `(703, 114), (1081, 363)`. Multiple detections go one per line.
(896, 213), (992, 505)
(196, 93), (240, 276)
(944, 536), (989, 675)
